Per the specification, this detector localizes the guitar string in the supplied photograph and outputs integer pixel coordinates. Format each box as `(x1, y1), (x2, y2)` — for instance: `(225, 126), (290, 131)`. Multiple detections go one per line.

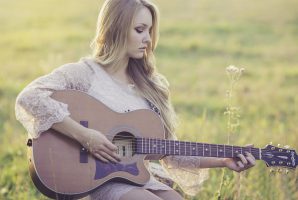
(111, 136), (292, 149)
(113, 136), (291, 152)
(105, 137), (283, 155)
(111, 141), (268, 153)
(111, 142), (263, 154)
(110, 136), (287, 149)
(112, 139), (265, 152)
(103, 142), (265, 159)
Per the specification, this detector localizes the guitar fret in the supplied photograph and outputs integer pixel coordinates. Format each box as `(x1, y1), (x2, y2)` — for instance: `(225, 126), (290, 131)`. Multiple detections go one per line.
(154, 139), (156, 154)
(155, 139), (157, 154)
(141, 138), (143, 153)
(158, 139), (161, 154)
(168, 140), (171, 155)
(194, 143), (197, 156)
(152, 139), (155, 154)
(178, 141), (180, 155)
(150, 138), (152, 154)
(156, 139), (158, 154)
(176, 141), (179, 155)
(172, 140), (174, 155)
(148, 138), (150, 154)
(172, 140), (175, 155)
(154, 138), (156, 154)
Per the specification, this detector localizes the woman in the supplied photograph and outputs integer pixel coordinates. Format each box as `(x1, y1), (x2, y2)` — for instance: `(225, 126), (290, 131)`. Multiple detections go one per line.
(15, 0), (256, 199)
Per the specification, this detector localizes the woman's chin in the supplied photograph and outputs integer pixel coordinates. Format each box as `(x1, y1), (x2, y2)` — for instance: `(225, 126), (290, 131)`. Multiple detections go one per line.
(130, 53), (145, 59)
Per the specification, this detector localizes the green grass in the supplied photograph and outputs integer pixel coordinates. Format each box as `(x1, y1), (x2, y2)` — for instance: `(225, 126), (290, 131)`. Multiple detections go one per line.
(1, 0), (298, 199)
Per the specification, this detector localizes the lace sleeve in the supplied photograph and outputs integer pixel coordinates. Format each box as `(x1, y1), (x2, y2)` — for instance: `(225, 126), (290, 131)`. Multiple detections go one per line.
(159, 135), (209, 196)
(15, 61), (94, 138)
(160, 155), (209, 196)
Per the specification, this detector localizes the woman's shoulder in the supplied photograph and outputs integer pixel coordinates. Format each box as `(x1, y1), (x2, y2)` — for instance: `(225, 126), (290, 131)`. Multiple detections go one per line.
(54, 57), (97, 75)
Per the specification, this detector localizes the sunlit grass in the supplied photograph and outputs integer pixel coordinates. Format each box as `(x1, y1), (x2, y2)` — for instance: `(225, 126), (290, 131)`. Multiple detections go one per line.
(1, 0), (297, 199)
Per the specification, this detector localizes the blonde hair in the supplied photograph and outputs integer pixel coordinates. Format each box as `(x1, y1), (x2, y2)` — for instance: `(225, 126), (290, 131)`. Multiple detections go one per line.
(91, 0), (177, 139)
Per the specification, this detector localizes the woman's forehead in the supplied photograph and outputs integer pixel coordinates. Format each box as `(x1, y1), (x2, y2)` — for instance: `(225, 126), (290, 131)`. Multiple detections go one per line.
(133, 7), (152, 27)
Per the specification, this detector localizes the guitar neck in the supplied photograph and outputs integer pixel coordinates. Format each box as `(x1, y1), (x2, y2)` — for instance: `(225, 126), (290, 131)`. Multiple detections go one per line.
(135, 138), (261, 160)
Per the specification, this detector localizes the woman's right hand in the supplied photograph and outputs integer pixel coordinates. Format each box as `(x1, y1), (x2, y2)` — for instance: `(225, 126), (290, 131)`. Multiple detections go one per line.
(52, 116), (121, 163)
(80, 128), (121, 163)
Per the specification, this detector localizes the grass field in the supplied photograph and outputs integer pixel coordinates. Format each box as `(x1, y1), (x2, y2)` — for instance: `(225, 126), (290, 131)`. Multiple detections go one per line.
(1, 0), (297, 199)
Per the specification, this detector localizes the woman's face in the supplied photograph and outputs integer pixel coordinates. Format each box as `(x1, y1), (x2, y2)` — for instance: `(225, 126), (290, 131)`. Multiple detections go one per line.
(127, 7), (152, 59)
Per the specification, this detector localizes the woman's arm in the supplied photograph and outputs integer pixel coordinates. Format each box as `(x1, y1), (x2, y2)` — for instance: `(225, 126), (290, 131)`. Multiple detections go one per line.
(197, 157), (225, 168)
(52, 116), (121, 163)
(199, 153), (256, 172)
(15, 60), (120, 163)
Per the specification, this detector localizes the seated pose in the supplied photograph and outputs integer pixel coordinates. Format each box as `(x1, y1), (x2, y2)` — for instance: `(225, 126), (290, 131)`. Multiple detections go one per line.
(15, 0), (255, 199)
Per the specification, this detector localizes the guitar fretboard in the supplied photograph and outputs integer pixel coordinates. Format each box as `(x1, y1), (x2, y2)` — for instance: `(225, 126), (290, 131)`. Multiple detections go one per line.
(135, 138), (261, 160)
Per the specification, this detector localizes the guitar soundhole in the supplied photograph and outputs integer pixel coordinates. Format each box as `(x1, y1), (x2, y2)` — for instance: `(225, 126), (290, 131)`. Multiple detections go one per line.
(113, 132), (136, 158)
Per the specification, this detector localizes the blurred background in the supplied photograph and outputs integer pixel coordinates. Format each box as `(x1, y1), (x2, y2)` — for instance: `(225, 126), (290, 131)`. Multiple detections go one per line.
(0, 0), (297, 199)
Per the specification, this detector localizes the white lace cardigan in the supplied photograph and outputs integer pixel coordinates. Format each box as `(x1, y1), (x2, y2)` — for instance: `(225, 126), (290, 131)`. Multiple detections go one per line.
(15, 57), (209, 196)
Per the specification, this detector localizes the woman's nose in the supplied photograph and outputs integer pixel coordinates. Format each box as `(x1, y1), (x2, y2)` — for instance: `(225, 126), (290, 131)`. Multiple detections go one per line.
(143, 32), (151, 44)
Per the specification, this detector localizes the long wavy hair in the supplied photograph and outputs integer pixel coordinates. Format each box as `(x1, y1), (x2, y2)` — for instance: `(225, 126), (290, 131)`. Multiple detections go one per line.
(91, 0), (177, 139)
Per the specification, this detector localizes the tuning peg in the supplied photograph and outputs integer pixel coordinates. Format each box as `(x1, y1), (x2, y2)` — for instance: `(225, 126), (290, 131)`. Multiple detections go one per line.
(277, 168), (283, 173)
(277, 144), (281, 147)
(269, 141), (273, 145)
(284, 169), (289, 175)
(284, 145), (290, 149)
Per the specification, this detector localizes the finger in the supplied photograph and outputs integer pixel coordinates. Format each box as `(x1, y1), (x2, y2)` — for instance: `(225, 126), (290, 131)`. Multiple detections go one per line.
(112, 152), (121, 161)
(99, 151), (119, 163)
(245, 153), (256, 166)
(237, 160), (244, 168)
(100, 145), (121, 161)
(245, 152), (255, 159)
(245, 152), (256, 162)
(237, 154), (248, 165)
(93, 153), (109, 163)
(104, 140), (118, 151)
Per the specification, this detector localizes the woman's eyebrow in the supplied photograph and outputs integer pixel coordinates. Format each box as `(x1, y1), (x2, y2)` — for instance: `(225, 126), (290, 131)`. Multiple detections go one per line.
(136, 23), (152, 28)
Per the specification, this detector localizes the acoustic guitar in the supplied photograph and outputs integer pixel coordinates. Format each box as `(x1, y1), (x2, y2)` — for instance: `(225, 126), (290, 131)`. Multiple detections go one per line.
(26, 90), (297, 199)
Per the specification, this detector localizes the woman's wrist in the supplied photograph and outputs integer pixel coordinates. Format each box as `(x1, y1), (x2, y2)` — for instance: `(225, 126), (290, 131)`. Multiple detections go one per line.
(220, 158), (228, 168)
(75, 126), (90, 146)
(52, 116), (90, 145)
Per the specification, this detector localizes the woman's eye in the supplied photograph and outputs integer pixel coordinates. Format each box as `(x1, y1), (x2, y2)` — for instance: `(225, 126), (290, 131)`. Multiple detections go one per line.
(135, 28), (143, 33)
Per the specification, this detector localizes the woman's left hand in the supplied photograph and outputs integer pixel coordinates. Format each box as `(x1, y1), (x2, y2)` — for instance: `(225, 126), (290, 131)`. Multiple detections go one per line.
(223, 144), (256, 172)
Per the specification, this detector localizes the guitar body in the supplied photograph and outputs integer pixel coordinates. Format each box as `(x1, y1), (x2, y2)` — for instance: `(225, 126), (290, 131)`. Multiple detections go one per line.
(27, 90), (166, 199)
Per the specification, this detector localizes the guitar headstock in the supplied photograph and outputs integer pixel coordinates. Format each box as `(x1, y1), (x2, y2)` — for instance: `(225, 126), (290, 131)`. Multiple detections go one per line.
(261, 144), (297, 169)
